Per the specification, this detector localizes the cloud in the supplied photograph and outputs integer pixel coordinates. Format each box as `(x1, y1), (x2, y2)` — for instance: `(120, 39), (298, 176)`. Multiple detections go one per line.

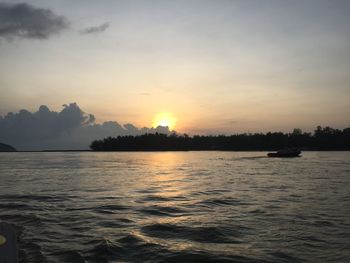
(0, 103), (174, 150)
(0, 2), (68, 40)
(80, 22), (109, 35)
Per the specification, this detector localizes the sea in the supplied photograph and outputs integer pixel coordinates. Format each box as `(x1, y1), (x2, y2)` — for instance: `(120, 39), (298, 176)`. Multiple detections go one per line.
(0, 151), (349, 263)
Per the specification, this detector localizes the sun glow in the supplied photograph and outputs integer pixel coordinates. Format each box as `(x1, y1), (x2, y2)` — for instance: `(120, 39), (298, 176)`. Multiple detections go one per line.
(152, 112), (177, 130)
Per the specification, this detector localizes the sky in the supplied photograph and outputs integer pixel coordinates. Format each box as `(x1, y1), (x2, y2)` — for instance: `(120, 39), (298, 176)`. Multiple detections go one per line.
(1, 0), (350, 149)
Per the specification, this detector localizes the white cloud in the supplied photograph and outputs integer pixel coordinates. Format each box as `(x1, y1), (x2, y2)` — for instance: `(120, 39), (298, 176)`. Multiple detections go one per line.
(0, 103), (173, 150)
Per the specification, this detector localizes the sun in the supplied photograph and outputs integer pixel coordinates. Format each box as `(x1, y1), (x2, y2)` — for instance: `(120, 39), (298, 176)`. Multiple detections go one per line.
(152, 112), (177, 130)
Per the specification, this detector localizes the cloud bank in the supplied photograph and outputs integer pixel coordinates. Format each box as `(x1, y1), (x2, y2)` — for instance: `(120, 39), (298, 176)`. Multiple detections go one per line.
(0, 103), (173, 150)
(81, 22), (110, 35)
(0, 2), (68, 40)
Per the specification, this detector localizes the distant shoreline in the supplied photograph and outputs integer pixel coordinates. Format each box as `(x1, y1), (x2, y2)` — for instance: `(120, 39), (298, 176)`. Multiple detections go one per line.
(4, 149), (350, 153)
(2, 126), (349, 152)
(90, 127), (350, 151)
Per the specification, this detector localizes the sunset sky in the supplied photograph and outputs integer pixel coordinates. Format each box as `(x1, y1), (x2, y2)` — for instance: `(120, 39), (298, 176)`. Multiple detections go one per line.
(1, 0), (350, 135)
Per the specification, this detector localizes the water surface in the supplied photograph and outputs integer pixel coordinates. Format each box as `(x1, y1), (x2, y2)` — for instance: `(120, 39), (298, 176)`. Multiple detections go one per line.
(0, 151), (349, 262)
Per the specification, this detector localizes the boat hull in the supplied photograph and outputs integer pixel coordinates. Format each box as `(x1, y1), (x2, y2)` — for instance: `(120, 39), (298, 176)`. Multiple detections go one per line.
(267, 152), (301, 158)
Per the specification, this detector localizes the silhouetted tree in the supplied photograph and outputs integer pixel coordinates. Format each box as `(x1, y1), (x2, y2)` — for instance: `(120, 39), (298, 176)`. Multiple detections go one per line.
(90, 126), (350, 151)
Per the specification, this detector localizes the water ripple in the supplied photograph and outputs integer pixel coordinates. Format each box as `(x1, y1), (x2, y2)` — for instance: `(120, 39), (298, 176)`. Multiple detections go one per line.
(141, 223), (245, 243)
(0, 151), (349, 262)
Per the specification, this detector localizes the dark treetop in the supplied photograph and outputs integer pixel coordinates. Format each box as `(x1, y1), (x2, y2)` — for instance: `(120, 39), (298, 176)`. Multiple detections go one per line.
(90, 126), (350, 151)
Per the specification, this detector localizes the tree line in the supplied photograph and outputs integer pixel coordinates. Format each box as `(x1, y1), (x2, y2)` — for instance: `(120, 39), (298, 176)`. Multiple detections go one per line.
(90, 126), (350, 151)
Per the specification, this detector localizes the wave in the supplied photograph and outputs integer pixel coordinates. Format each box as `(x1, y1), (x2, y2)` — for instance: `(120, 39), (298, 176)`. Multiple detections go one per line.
(141, 223), (246, 244)
(138, 205), (188, 217)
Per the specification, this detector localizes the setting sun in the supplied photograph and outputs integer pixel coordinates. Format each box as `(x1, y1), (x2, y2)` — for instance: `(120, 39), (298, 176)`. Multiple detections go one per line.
(152, 112), (177, 130)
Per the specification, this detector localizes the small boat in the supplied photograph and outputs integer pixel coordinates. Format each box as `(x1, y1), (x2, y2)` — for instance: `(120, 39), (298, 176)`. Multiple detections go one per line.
(267, 148), (301, 158)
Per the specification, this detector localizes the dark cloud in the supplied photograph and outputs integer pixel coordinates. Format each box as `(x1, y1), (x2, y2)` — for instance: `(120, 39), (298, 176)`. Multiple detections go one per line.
(80, 22), (109, 35)
(0, 103), (174, 150)
(0, 2), (68, 40)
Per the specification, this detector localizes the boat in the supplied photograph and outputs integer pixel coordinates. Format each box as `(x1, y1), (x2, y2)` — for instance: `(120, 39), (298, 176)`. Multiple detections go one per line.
(267, 148), (301, 157)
